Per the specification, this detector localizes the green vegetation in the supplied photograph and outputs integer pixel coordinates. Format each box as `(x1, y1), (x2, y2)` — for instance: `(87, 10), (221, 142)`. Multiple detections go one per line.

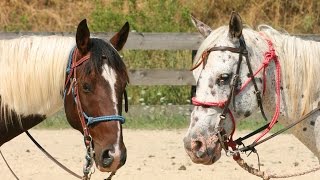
(237, 118), (284, 133)
(35, 113), (71, 129)
(36, 107), (285, 133)
(90, 0), (194, 105)
(35, 111), (190, 130)
(36, 105), (191, 130)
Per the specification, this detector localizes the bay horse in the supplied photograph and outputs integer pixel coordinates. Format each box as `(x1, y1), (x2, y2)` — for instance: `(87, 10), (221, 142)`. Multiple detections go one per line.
(0, 19), (130, 175)
(184, 11), (320, 166)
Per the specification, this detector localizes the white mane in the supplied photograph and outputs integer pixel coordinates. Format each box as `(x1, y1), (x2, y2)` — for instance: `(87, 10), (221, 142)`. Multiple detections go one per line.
(0, 36), (75, 123)
(193, 25), (320, 119)
(259, 25), (320, 118)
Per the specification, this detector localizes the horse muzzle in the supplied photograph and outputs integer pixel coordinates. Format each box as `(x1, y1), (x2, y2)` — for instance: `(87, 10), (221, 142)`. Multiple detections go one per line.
(95, 144), (127, 172)
(183, 131), (222, 165)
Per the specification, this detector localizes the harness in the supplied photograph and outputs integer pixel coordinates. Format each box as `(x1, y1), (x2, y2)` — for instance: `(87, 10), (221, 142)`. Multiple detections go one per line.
(64, 47), (127, 178)
(191, 33), (281, 158)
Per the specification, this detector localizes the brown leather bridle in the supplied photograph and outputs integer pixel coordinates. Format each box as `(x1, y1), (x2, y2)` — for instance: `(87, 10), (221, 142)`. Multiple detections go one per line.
(64, 47), (128, 178)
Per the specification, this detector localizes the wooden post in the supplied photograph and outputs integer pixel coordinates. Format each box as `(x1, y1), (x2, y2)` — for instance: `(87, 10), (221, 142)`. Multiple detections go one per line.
(191, 50), (197, 103)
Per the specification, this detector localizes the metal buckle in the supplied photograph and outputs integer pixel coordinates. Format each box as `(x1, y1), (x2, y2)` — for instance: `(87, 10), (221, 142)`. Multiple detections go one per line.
(232, 74), (239, 84)
(219, 114), (226, 120)
(84, 134), (92, 146)
(254, 90), (261, 95)
(226, 149), (239, 157)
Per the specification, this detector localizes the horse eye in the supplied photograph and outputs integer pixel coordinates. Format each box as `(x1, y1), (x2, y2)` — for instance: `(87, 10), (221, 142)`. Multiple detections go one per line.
(82, 83), (92, 93)
(101, 55), (107, 59)
(217, 73), (231, 86)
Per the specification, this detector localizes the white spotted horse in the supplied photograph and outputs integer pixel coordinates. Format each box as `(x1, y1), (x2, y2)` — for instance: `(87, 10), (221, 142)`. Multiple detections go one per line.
(184, 11), (320, 177)
(0, 19), (130, 178)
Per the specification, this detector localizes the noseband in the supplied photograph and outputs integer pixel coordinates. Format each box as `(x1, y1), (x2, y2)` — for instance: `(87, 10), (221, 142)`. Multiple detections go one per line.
(192, 34), (281, 157)
(64, 47), (127, 177)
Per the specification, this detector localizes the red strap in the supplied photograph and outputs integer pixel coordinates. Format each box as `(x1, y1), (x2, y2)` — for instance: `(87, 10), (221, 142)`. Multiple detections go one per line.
(254, 33), (281, 142)
(64, 48), (91, 141)
(192, 97), (226, 108)
(65, 49), (91, 87)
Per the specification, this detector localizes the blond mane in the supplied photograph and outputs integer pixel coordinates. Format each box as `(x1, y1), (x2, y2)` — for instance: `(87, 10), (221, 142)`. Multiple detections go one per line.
(0, 36), (75, 124)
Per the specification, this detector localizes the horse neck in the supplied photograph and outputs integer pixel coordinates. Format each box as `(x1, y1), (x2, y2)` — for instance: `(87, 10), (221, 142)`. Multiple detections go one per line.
(0, 36), (74, 118)
(261, 33), (320, 121)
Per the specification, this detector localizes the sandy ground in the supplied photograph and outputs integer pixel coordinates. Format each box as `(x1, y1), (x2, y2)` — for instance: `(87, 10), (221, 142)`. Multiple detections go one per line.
(0, 129), (319, 180)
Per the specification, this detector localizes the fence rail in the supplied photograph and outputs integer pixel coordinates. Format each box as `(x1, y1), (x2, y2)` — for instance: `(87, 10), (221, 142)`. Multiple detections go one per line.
(1, 32), (320, 50)
(1, 32), (320, 85)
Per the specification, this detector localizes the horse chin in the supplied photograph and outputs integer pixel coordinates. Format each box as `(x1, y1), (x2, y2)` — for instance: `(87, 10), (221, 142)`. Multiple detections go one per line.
(95, 161), (119, 172)
(204, 142), (223, 165)
(211, 142), (222, 163)
(96, 165), (114, 172)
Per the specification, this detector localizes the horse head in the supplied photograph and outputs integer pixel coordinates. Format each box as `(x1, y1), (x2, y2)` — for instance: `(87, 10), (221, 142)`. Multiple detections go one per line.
(184, 12), (270, 165)
(64, 19), (129, 173)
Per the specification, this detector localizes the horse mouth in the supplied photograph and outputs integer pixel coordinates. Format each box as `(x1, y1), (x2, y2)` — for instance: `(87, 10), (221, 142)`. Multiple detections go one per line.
(94, 149), (127, 172)
(94, 156), (118, 172)
(211, 142), (222, 163)
(96, 165), (114, 172)
(203, 143), (222, 165)
(187, 142), (222, 165)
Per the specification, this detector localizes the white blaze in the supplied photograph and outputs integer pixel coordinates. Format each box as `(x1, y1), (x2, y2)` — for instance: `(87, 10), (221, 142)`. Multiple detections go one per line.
(101, 64), (122, 158)
(102, 64), (118, 114)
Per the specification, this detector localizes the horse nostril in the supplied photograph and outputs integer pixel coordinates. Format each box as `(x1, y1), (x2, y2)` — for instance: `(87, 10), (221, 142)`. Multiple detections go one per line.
(101, 150), (114, 168)
(193, 140), (203, 151)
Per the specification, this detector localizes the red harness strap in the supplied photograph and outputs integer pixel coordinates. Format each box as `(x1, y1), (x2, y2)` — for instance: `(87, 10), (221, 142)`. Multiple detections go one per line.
(65, 49), (90, 88)
(254, 33), (281, 143)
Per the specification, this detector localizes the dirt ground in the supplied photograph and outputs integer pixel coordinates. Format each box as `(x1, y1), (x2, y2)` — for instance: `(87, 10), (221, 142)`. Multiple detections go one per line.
(0, 129), (319, 180)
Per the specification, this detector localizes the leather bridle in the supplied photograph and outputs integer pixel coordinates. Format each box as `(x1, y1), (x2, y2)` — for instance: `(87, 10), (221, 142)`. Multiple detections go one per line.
(191, 34), (281, 157)
(64, 47), (128, 177)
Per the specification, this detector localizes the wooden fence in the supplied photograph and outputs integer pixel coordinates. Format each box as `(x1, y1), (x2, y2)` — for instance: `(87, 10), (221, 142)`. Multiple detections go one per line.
(1, 32), (320, 86)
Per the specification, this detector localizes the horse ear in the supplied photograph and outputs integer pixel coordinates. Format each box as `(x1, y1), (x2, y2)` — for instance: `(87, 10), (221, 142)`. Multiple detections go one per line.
(190, 14), (212, 38)
(110, 22), (130, 51)
(228, 11), (243, 39)
(76, 19), (91, 54)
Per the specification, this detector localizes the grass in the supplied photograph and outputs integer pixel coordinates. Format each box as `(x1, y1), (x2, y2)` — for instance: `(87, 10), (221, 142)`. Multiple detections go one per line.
(36, 108), (284, 134)
(34, 111), (71, 129)
(237, 118), (284, 133)
(123, 114), (189, 130)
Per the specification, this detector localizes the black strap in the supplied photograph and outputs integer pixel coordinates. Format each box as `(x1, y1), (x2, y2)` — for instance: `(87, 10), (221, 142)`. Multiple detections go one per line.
(25, 131), (82, 179)
(243, 52), (268, 121)
(0, 150), (19, 180)
(124, 90), (129, 113)
(238, 107), (320, 153)
(231, 39), (245, 112)
(234, 121), (277, 145)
